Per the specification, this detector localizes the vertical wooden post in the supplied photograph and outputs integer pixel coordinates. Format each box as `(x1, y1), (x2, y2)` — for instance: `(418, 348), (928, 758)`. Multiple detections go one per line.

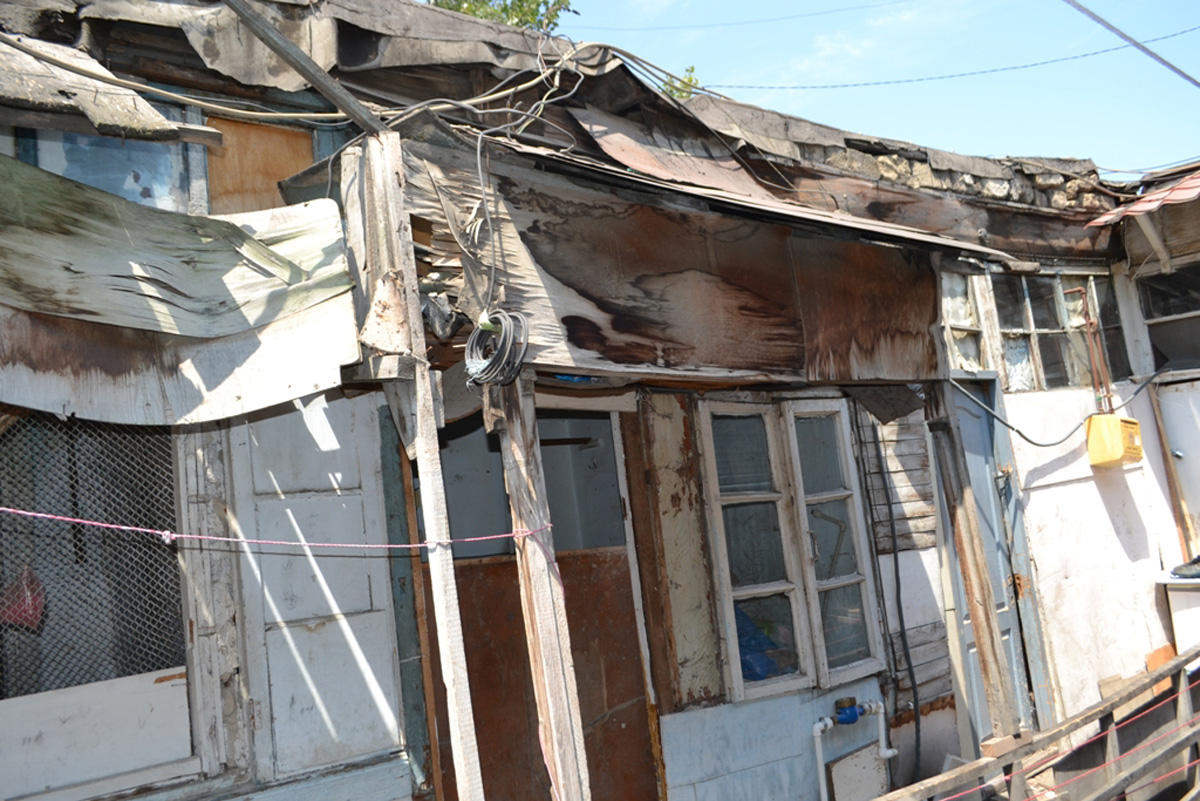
(488, 370), (592, 801)
(929, 398), (1020, 739)
(353, 133), (484, 801)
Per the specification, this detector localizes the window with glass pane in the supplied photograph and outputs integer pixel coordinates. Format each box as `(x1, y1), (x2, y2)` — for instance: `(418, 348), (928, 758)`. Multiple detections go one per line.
(793, 411), (872, 676)
(942, 273), (984, 371)
(988, 272), (1127, 391)
(703, 401), (881, 696)
(709, 412), (803, 685)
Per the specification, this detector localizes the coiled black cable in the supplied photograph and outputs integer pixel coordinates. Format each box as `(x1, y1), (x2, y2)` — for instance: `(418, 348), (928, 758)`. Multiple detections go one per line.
(464, 309), (529, 387)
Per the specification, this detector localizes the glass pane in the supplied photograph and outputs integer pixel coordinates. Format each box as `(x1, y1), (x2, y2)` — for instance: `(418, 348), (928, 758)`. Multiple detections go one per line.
(992, 274), (1028, 330)
(1103, 325), (1132, 380)
(1094, 277), (1121, 326)
(951, 330), (982, 370)
(808, 499), (858, 580)
(793, 415), (844, 495)
(538, 412), (626, 550)
(1140, 267), (1200, 319)
(1003, 335), (1036, 391)
(712, 415), (773, 493)
(942, 273), (976, 325)
(1028, 276), (1061, 329)
(820, 584), (872, 669)
(1062, 276), (1088, 328)
(722, 503), (787, 587)
(36, 109), (188, 212)
(734, 594), (799, 681)
(1038, 332), (1070, 388)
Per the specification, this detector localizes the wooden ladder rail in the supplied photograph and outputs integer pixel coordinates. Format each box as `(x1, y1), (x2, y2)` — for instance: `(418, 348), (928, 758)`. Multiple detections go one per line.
(873, 643), (1200, 801)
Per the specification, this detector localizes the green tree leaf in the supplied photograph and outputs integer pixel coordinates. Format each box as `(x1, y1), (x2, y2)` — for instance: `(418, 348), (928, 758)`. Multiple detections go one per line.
(430, 0), (574, 32)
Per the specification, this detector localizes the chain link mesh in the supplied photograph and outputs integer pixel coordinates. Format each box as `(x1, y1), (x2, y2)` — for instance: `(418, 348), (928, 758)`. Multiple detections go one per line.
(0, 409), (185, 700)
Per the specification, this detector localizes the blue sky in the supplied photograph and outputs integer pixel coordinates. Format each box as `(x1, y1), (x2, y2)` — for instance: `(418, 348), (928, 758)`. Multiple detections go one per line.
(555, 0), (1200, 179)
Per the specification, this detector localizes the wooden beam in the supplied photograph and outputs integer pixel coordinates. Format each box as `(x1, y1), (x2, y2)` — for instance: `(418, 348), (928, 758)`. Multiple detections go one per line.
(487, 370), (592, 801)
(219, 0), (385, 134)
(1147, 382), (1198, 560)
(1134, 214), (1174, 274)
(929, 404), (1020, 740)
(352, 133), (484, 801)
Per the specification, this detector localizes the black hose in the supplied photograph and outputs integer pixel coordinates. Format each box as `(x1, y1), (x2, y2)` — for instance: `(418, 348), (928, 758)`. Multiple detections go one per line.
(873, 421), (920, 783)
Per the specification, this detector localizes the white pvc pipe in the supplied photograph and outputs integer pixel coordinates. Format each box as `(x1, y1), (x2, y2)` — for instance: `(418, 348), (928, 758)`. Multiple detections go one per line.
(814, 717), (835, 801)
(863, 700), (899, 759)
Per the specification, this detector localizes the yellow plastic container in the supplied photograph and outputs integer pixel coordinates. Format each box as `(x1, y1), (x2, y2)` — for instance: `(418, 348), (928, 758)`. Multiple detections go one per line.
(1086, 414), (1143, 468)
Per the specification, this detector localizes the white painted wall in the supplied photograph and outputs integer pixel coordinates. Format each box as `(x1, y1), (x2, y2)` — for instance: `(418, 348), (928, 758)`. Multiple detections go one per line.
(660, 676), (884, 801)
(228, 391), (408, 789)
(1002, 383), (1177, 720)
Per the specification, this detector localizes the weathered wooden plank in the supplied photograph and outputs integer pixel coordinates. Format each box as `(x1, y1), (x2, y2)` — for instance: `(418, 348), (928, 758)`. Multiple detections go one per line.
(363, 132), (484, 801)
(618, 410), (679, 714)
(930, 416), (1020, 739)
(205, 117), (316, 214)
(489, 372), (592, 801)
(639, 392), (724, 707)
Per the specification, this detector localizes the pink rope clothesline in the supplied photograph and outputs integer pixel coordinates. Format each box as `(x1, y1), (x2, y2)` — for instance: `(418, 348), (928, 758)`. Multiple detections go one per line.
(0, 505), (547, 550)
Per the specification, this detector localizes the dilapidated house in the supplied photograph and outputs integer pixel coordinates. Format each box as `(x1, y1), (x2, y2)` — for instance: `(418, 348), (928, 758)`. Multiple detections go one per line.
(1, 3), (1197, 801)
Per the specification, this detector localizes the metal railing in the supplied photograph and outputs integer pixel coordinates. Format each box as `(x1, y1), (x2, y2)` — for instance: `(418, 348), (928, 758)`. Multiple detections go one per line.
(876, 642), (1200, 801)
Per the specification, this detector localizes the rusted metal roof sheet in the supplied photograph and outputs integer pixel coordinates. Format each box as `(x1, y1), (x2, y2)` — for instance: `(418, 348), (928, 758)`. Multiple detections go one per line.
(568, 105), (775, 200)
(402, 139), (941, 383)
(0, 154), (353, 337)
(0, 34), (181, 140)
(501, 137), (1022, 264)
(1087, 168), (1200, 227)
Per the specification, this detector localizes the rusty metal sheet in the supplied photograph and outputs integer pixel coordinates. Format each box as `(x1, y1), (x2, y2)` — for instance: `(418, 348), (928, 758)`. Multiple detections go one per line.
(569, 105), (775, 200)
(1089, 167), (1200, 226)
(422, 550), (660, 801)
(492, 173), (939, 382)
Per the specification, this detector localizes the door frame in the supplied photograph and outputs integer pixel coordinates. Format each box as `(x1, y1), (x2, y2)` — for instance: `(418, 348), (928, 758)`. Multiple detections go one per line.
(935, 374), (1054, 751)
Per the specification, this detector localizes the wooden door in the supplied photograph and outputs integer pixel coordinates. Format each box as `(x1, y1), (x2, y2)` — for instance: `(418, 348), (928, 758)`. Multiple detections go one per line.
(420, 411), (661, 801)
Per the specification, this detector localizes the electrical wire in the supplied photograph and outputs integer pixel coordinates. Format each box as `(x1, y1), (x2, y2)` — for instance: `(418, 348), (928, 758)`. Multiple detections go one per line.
(872, 418), (920, 785)
(464, 308), (529, 387)
(1060, 0), (1200, 91)
(947, 370), (1168, 449)
(568, 0), (907, 32)
(708, 23), (1200, 90)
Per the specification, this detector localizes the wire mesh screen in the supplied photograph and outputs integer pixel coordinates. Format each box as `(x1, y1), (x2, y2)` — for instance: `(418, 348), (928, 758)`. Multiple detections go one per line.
(0, 410), (185, 700)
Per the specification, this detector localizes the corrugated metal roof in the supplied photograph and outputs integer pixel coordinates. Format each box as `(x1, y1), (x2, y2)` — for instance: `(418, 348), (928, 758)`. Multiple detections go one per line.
(1087, 168), (1200, 226)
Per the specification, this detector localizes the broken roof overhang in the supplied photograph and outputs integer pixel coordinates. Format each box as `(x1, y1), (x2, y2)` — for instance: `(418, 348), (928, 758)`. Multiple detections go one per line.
(500, 137), (1024, 267)
(1087, 167), (1200, 227)
(0, 33), (220, 144)
(0, 154), (360, 424)
(76, 0), (621, 93)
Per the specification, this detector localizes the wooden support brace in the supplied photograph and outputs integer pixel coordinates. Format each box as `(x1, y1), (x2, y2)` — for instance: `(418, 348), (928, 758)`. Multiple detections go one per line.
(487, 370), (592, 801)
(930, 407), (1020, 739)
(351, 132), (484, 801)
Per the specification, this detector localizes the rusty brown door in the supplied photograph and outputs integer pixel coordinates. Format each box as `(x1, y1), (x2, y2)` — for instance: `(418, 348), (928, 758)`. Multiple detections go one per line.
(420, 411), (661, 801)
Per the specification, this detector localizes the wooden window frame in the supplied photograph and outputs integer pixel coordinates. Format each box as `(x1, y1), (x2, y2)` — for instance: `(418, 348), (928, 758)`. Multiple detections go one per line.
(986, 271), (1128, 392)
(699, 398), (884, 701)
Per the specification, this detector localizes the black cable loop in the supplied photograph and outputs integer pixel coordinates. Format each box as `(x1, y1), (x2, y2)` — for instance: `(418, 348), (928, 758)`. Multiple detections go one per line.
(464, 309), (529, 388)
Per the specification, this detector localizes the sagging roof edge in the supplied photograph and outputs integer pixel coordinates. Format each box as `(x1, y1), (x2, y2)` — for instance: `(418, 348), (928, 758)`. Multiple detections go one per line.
(283, 114), (1025, 270)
